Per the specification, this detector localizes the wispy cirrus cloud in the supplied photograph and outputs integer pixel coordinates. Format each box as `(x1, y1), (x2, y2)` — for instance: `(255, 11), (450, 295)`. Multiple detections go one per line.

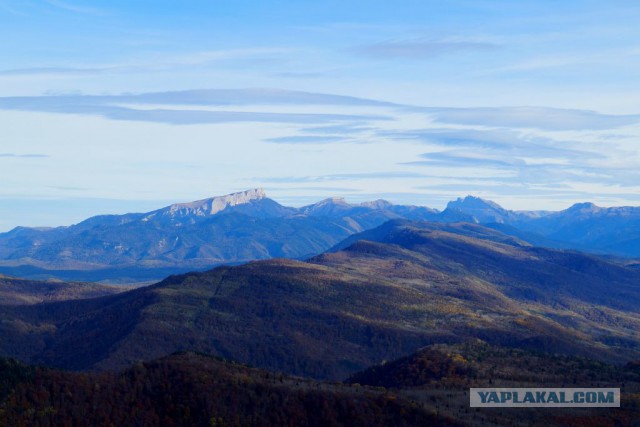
(355, 38), (499, 60)
(418, 106), (640, 130)
(260, 171), (429, 184)
(43, 0), (107, 15)
(272, 71), (326, 79)
(0, 89), (637, 132)
(0, 48), (294, 78)
(404, 148), (640, 189)
(0, 153), (49, 158)
(89, 106), (384, 125)
(0, 1), (27, 16)
(407, 151), (525, 169)
(380, 127), (602, 161)
(265, 135), (349, 144)
(118, 88), (393, 107)
(0, 88), (393, 107)
(0, 66), (106, 77)
(0, 91), (392, 125)
(299, 124), (373, 134)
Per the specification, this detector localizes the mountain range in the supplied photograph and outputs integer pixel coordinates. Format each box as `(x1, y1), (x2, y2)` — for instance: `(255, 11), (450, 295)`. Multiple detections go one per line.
(0, 189), (639, 283)
(1, 219), (639, 381)
(1, 209), (640, 425)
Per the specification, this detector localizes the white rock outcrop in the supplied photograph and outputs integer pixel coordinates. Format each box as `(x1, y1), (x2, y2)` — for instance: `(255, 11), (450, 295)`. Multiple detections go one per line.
(160, 188), (267, 218)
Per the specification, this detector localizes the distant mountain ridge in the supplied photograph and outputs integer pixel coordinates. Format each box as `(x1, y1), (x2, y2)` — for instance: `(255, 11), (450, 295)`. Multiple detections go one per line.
(0, 189), (436, 281)
(0, 275), (126, 305)
(444, 195), (546, 224)
(430, 195), (640, 257)
(0, 189), (639, 282)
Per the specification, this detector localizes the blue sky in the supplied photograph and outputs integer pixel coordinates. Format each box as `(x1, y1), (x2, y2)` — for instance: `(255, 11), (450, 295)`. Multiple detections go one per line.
(1, 0), (640, 230)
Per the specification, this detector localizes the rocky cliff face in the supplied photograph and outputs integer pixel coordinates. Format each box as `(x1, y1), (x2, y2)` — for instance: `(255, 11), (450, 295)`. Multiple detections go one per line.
(148, 188), (267, 220)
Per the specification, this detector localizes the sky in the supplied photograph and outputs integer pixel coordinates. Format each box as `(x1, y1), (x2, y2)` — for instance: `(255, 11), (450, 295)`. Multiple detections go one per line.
(1, 0), (640, 231)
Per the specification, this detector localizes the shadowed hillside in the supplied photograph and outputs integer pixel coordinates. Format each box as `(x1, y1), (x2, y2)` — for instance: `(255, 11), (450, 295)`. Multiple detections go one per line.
(2, 344), (638, 427)
(348, 341), (640, 426)
(0, 220), (639, 381)
(0, 352), (454, 427)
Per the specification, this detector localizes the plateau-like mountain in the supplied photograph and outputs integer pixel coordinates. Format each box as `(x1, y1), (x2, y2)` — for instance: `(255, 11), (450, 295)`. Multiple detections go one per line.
(143, 188), (296, 221)
(1, 220), (639, 380)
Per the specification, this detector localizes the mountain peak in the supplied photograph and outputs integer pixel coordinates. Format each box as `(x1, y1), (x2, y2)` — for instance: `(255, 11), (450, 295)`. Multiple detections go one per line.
(444, 195), (511, 224)
(567, 201), (597, 209)
(300, 196), (353, 216)
(159, 188), (267, 218)
(359, 199), (393, 209)
(306, 197), (351, 208)
(447, 195), (504, 211)
(321, 196), (349, 205)
(565, 202), (600, 214)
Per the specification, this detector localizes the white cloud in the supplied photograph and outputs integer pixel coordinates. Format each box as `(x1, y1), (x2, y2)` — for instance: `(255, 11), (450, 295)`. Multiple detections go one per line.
(355, 38), (499, 60)
(420, 106), (640, 130)
(43, 0), (106, 15)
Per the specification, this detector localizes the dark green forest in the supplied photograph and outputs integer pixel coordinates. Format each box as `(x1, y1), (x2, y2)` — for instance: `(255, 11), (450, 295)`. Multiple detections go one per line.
(0, 352), (453, 427)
